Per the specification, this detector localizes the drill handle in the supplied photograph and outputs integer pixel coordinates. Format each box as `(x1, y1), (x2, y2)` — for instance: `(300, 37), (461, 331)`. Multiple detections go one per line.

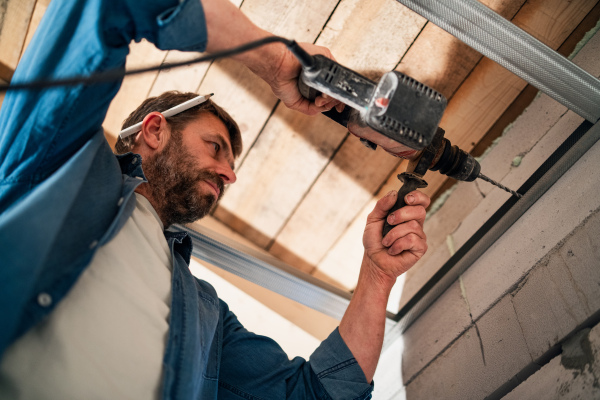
(382, 173), (428, 238)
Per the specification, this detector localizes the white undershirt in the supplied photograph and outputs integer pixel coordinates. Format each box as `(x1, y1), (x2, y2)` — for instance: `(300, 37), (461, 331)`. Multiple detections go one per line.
(0, 194), (173, 399)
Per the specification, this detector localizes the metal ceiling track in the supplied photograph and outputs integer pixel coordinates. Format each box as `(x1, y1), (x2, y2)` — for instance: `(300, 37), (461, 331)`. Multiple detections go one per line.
(174, 224), (355, 321)
(394, 0), (600, 123)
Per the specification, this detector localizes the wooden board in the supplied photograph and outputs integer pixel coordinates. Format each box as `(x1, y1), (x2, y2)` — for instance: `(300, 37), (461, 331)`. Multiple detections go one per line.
(197, 0), (340, 165)
(0, 0), (36, 82)
(146, 0), (244, 98)
(103, 0), (244, 141)
(215, 107), (347, 251)
(270, 138), (401, 270)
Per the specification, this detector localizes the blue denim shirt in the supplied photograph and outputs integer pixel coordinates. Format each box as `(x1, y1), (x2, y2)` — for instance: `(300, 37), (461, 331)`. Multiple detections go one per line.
(0, 0), (372, 398)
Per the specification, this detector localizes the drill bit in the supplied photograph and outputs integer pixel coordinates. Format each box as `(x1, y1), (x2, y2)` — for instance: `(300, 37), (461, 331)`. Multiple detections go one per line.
(478, 173), (523, 198)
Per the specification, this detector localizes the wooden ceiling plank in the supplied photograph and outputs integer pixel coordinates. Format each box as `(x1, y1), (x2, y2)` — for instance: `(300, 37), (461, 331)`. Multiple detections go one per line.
(216, 0), (426, 257)
(315, 0), (596, 285)
(270, 139), (401, 269)
(0, 0), (37, 82)
(146, 0), (244, 110)
(316, 162), (407, 288)
(147, 50), (211, 98)
(215, 108), (348, 248)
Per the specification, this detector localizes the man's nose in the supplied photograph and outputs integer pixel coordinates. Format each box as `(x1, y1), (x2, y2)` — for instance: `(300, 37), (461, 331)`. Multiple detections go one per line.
(219, 164), (236, 184)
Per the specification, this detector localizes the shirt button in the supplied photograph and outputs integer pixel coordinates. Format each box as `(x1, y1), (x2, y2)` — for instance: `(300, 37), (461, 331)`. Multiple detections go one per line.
(89, 240), (99, 249)
(37, 293), (52, 307)
(117, 197), (124, 206)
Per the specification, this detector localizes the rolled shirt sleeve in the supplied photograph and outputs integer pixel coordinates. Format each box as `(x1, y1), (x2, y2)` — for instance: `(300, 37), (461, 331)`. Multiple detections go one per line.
(309, 328), (374, 400)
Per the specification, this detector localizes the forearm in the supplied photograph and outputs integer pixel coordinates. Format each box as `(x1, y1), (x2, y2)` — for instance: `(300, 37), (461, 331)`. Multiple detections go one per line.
(338, 254), (396, 383)
(201, 0), (285, 82)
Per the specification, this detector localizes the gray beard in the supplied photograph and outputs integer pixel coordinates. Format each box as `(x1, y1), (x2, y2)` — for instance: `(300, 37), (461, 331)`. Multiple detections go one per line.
(141, 134), (224, 228)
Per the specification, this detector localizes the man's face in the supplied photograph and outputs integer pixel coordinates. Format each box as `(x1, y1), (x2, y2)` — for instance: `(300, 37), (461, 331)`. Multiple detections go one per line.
(142, 113), (236, 227)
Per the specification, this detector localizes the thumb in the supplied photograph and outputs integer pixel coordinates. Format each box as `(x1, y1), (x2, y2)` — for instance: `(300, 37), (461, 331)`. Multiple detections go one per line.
(368, 190), (398, 222)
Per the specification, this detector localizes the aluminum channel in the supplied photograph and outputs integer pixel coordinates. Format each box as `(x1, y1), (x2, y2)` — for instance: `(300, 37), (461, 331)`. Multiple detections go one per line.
(395, 0), (600, 122)
(173, 224), (353, 321)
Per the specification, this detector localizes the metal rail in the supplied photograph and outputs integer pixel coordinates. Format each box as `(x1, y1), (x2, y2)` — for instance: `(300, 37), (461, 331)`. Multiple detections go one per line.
(173, 224), (355, 321)
(395, 0), (600, 123)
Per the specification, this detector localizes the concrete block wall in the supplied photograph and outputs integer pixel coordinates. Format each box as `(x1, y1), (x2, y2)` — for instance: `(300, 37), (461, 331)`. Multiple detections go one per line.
(503, 323), (600, 399)
(387, 29), (600, 399)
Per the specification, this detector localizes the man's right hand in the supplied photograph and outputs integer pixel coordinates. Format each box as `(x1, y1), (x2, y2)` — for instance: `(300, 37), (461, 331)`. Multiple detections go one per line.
(201, 0), (342, 116)
(266, 42), (344, 116)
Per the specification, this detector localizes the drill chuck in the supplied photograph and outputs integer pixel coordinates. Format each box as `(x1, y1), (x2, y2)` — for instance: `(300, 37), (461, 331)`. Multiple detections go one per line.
(429, 138), (480, 182)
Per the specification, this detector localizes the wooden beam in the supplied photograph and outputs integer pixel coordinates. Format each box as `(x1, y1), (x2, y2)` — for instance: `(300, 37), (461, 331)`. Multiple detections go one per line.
(0, 0), (36, 82)
(146, 0), (243, 98)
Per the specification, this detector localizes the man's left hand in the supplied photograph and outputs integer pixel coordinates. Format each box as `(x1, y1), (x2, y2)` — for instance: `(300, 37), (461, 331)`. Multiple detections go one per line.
(362, 189), (430, 283)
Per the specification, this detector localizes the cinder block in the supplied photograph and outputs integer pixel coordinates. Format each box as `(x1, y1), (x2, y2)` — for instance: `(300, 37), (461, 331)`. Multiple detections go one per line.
(511, 254), (588, 360)
(463, 139), (600, 320)
(405, 326), (489, 400)
(559, 221), (600, 315)
(502, 110), (585, 192)
(570, 28), (600, 77)
(405, 297), (531, 400)
(454, 109), (584, 250)
(583, 208), (600, 259)
(401, 281), (472, 382)
(424, 181), (484, 250)
(503, 322), (600, 400)
(475, 296), (532, 388)
(400, 243), (451, 309)
(476, 92), (567, 197)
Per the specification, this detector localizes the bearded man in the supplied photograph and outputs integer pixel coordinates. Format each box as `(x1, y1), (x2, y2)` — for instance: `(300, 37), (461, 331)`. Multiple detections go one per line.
(0, 0), (429, 398)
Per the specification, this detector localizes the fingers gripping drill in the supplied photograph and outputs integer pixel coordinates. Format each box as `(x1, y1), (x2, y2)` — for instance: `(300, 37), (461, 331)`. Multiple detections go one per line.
(287, 42), (522, 237)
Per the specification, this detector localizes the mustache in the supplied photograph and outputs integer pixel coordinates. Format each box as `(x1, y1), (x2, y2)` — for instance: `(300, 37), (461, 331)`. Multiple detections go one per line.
(193, 170), (225, 199)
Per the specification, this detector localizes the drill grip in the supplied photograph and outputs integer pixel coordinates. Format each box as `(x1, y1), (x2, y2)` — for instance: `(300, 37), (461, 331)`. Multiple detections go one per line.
(382, 173), (427, 238)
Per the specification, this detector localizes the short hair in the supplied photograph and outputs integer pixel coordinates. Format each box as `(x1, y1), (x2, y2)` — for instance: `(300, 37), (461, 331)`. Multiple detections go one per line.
(114, 91), (242, 157)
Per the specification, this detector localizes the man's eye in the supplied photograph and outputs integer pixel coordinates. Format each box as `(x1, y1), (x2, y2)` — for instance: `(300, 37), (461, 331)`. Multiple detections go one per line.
(211, 142), (220, 152)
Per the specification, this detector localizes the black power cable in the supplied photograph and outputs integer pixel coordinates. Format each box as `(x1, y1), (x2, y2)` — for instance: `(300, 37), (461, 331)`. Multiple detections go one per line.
(0, 36), (309, 93)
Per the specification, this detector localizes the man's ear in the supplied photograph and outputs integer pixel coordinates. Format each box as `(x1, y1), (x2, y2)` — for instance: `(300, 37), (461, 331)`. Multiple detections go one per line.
(140, 112), (168, 150)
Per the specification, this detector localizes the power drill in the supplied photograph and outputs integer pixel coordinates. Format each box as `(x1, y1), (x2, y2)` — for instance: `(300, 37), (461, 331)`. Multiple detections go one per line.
(288, 42), (522, 236)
